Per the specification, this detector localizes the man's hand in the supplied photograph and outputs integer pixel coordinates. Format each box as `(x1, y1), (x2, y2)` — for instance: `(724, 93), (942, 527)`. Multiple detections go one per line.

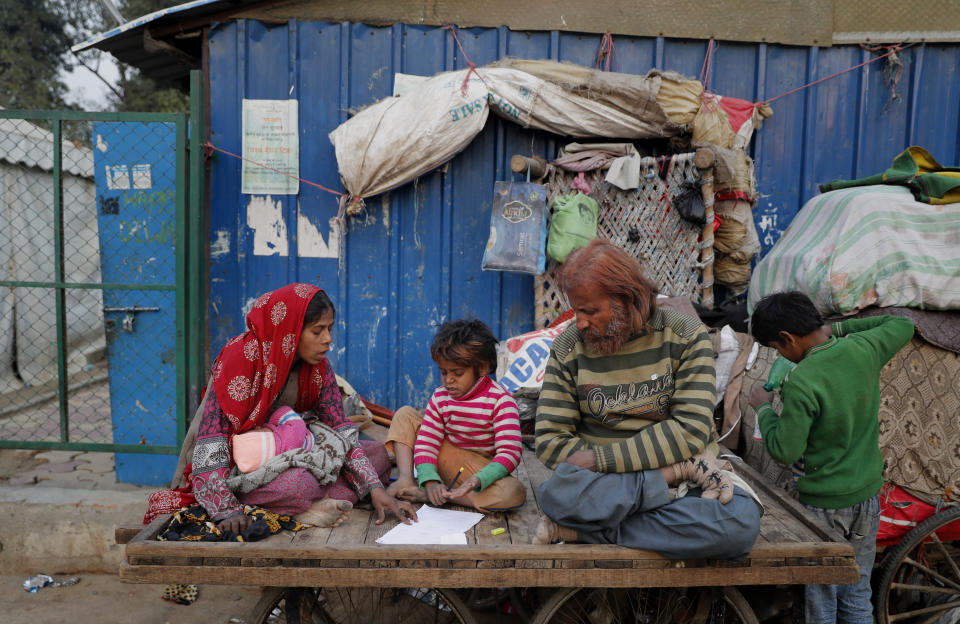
(749, 384), (774, 409)
(217, 511), (252, 535)
(564, 450), (597, 471)
(371, 487), (418, 525)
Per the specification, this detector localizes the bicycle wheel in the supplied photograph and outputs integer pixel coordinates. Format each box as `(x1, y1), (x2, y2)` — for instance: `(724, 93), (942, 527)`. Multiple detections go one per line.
(251, 586), (478, 624)
(699, 587), (760, 624)
(874, 504), (960, 624)
(530, 586), (757, 624)
(460, 587), (534, 622)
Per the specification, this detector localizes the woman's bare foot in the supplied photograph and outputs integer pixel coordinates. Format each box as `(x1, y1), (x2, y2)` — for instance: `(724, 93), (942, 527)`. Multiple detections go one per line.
(385, 474), (416, 498)
(295, 497), (352, 528)
(395, 485), (428, 504)
(532, 516), (578, 545)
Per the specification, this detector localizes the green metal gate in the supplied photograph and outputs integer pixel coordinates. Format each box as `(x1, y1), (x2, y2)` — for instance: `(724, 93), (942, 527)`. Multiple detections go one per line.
(0, 72), (206, 465)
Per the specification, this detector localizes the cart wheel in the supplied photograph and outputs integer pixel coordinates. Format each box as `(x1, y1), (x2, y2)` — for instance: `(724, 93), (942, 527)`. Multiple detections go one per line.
(251, 586), (478, 624)
(529, 586), (758, 624)
(874, 504), (960, 624)
(460, 587), (534, 622)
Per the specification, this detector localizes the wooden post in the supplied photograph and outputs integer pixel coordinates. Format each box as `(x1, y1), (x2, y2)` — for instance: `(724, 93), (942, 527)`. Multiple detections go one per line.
(694, 148), (715, 309)
(510, 154), (548, 179)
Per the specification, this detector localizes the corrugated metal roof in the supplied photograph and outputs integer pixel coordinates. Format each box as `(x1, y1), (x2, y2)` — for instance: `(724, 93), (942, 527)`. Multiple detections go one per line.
(0, 115), (93, 178)
(71, 0), (263, 85)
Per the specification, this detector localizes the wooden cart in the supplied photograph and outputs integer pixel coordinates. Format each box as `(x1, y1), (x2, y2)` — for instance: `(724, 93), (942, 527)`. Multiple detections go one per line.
(117, 450), (859, 623)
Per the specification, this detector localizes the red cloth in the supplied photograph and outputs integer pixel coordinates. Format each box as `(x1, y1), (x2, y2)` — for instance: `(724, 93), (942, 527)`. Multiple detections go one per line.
(143, 464), (196, 524)
(715, 190), (754, 202)
(714, 95), (756, 134)
(877, 483), (960, 547)
(212, 283), (327, 434)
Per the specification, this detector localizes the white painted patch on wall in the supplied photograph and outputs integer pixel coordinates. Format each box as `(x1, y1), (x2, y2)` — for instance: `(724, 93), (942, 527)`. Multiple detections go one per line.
(367, 306), (388, 375)
(246, 195), (289, 256)
(241, 297), (258, 320)
(296, 205), (340, 258)
(210, 229), (231, 258)
(381, 192), (391, 233)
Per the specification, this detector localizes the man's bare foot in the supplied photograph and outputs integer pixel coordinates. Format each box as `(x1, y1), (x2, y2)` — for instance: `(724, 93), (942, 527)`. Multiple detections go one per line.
(385, 475), (416, 498)
(395, 485), (428, 504)
(532, 516), (578, 545)
(295, 497), (352, 528)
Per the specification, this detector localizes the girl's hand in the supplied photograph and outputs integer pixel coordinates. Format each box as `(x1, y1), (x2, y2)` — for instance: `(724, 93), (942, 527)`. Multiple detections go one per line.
(370, 487), (418, 525)
(424, 481), (449, 506)
(448, 475), (480, 499)
(217, 511), (252, 535)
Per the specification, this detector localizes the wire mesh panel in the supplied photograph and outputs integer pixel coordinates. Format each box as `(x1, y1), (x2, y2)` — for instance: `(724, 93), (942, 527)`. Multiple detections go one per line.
(0, 112), (188, 484)
(535, 153), (703, 327)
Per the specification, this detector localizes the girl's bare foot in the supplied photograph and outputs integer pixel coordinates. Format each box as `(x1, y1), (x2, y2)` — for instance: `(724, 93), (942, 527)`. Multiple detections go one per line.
(532, 516), (578, 544)
(385, 475), (416, 498)
(295, 497), (352, 528)
(396, 485), (428, 504)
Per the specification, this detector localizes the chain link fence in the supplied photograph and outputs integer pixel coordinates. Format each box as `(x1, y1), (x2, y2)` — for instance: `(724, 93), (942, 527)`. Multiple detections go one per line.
(0, 112), (188, 467)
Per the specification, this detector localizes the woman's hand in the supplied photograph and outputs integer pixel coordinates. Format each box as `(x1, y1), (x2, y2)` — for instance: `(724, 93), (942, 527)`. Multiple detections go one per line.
(424, 481), (450, 507)
(217, 511), (253, 535)
(564, 449), (597, 471)
(448, 475), (480, 499)
(370, 487), (418, 525)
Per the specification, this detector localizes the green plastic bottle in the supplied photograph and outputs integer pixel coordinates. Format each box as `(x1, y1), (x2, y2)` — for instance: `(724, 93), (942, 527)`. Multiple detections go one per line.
(763, 356), (797, 392)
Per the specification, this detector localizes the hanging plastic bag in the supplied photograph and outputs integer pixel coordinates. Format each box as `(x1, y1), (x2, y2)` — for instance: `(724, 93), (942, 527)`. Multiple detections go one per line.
(673, 179), (706, 225)
(547, 192), (598, 263)
(482, 181), (547, 274)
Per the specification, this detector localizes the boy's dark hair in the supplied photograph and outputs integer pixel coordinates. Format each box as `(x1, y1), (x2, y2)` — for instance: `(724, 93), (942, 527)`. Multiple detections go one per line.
(750, 291), (824, 346)
(430, 319), (498, 375)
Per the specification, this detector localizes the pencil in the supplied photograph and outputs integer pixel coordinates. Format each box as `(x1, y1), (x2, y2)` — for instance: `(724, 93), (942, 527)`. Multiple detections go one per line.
(447, 466), (464, 490)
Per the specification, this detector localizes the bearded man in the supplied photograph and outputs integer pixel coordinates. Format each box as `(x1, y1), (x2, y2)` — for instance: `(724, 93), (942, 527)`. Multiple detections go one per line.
(533, 240), (762, 560)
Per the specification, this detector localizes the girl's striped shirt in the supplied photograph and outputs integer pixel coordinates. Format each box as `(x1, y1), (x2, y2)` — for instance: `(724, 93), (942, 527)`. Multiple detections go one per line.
(414, 376), (523, 480)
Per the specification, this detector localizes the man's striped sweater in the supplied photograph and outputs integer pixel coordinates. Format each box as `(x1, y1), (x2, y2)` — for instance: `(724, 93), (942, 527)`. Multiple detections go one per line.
(535, 307), (718, 473)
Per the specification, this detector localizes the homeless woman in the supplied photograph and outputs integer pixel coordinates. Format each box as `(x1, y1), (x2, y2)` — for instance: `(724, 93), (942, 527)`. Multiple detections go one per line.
(148, 283), (417, 536)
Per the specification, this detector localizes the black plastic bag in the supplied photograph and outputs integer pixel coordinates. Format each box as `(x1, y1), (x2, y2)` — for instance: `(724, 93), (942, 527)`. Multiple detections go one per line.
(673, 179), (705, 226)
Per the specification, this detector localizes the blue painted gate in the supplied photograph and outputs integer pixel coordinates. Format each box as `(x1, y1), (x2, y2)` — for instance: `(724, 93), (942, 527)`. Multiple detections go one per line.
(94, 121), (179, 485)
(205, 21), (960, 411)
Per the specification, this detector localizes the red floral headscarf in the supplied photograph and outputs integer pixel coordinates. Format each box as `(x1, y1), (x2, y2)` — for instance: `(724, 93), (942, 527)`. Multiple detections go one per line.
(212, 283), (329, 434)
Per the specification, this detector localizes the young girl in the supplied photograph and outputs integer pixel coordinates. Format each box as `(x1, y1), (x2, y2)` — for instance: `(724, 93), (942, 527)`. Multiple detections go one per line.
(386, 319), (526, 512)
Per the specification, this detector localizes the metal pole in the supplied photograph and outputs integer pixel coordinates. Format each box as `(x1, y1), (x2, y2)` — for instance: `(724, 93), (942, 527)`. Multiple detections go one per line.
(96, 0), (126, 26)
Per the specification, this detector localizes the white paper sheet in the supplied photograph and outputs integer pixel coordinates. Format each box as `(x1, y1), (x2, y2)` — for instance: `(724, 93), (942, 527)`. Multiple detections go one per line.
(375, 505), (484, 545)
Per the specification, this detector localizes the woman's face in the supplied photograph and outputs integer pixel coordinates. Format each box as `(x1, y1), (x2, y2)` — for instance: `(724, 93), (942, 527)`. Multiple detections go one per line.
(297, 309), (334, 365)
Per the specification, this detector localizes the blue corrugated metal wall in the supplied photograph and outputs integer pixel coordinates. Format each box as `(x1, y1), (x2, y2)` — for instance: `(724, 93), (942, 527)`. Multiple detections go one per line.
(207, 20), (960, 409)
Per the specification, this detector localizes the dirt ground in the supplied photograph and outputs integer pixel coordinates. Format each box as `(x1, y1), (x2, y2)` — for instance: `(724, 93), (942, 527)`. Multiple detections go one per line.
(1, 574), (263, 624)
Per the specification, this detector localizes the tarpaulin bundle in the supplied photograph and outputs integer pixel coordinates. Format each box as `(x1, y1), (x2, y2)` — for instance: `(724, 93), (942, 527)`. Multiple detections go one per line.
(328, 60), (685, 200)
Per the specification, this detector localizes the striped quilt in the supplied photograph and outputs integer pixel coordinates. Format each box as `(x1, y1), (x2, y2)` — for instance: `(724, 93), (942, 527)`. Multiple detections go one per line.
(748, 186), (960, 316)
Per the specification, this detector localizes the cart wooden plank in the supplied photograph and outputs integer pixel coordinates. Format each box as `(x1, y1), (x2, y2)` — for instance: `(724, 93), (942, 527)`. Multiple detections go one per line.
(119, 449), (859, 588)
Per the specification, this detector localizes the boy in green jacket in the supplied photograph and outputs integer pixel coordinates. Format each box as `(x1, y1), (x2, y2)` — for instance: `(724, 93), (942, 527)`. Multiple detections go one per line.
(748, 291), (914, 624)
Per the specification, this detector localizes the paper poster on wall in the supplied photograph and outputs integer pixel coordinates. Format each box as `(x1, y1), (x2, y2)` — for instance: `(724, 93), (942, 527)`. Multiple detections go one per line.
(241, 99), (299, 195)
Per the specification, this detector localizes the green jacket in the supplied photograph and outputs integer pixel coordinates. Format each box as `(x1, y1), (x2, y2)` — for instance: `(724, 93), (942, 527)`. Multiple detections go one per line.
(757, 315), (914, 508)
